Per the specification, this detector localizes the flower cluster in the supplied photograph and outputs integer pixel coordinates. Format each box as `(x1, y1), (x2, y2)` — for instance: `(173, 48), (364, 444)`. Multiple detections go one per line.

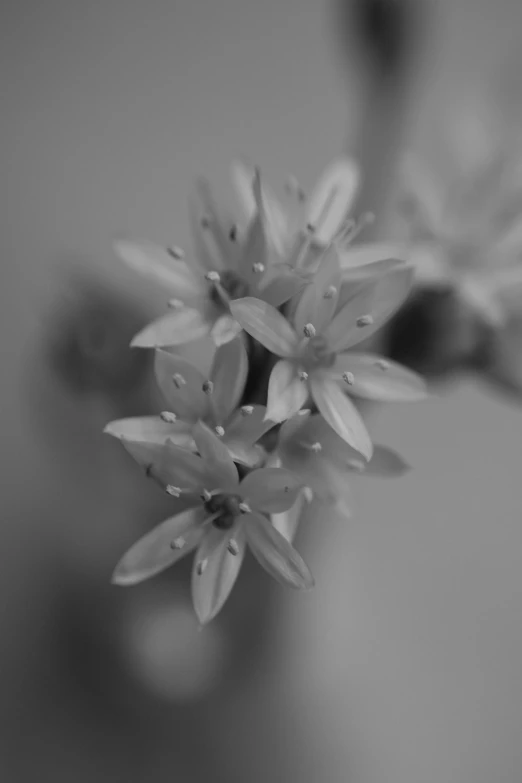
(388, 141), (522, 395)
(106, 157), (427, 623)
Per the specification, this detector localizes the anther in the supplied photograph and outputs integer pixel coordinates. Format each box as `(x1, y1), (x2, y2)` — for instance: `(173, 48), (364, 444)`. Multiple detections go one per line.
(166, 485), (182, 497)
(227, 539), (240, 556)
(303, 323), (316, 338)
(167, 246), (185, 260)
(201, 489), (213, 502)
(160, 411), (178, 423)
(214, 425), (225, 437)
(240, 405), (254, 416)
(303, 486), (314, 503)
(308, 441), (322, 453)
(172, 373), (186, 388)
(298, 370), (308, 381)
(356, 314), (374, 328)
(170, 537), (185, 550)
(239, 501), (251, 514)
(375, 359), (390, 370)
(168, 298), (185, 309)
(252, 262), (265, 274)
(196, 559), (208, 576)
(202, 380), (214, 395)
(342, 372), (355, 385)
(323, 285), (337, 299)
(205, 271), (221, 283)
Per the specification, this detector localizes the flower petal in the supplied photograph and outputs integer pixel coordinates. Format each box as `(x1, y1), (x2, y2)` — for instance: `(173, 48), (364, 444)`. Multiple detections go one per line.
(192, 421), (239, 489)
(271, 490), (309, 544)
(159, 440), (226, 491)
(258, 268), (309, 308)
(209, 337), (248, 422)
(115, 241), (203, 300)
(331, 353), (428, 401)
(294, 244), (342, 334)
(131, 308), (210, 348)
(224, 405), (276, 448)
(192, 527), (246, 624)
(306, 157), (360, 245)
(339, 242), (409, 272)
(210, 313), (243, 346)
(195, 178), (240, 270)
(244, 512), (314, 589)
(232, 160), (289, 256)
(310, 373), (373, 460)
(104, 416), (192, 446)
(112, 507), (204, 586)
(365, 446), (410, 477)
(154, 350), (209, 421)
(230, 297), (298, 357)
(325, 265), (414, 352)
(266, 360), (309, 423)
(240, 467), (303, 513)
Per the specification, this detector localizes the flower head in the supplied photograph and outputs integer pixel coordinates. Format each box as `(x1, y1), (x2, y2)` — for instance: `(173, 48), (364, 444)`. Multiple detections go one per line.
(116, 170), (307, 349)
(230, 245), (426, 459)
(112, 422), (313, 624)
(104, 336), (273, 466)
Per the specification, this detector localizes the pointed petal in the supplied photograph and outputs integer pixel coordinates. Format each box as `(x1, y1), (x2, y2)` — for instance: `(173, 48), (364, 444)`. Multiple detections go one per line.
(240, 467), (303, 513)
(325, 266), (414, 352)
(266, 360), (308, 423)
(258, 266), (309, 308)
(131, 308), (209, 348)
(192, 421), (239, 489)
(192, 527), (246, 624)
(195, 178), (240, 270)
(331, 353), (428, 401)
(277, 409), (312, 445)
(104, 416), (192, 446)
(366, 446), (410, 477)
(112, 507), (204, 585)
(407, 243), (452, 287)
(230, 298), (298, 357)
(210, 314), (243, 346)
(294, 244), (342, 334)
(306, 157), (360, 245)
(115, 241), (203, 299)
(154, 350), (209, 421)
(161, 440), (227, 491)
(244, 512), (314, 589)
(310, 373), (373, 460)
(339, 242), (409, 272)
(232, 160), (289, 255)
(209, 337), (248, 422)
(271, 490), (308, 544)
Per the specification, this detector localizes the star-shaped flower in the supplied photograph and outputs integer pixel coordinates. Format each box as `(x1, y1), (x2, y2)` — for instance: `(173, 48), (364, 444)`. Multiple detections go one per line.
(112, 421), (313, 624)
(104, 336), (273, 466)
(230, 245), (425, 459)
(277, 410), (410, 516)
(116, 170), (307, 348)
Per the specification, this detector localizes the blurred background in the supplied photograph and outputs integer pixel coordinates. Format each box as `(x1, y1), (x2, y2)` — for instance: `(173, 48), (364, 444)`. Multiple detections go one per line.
(2, 0), (522, 781)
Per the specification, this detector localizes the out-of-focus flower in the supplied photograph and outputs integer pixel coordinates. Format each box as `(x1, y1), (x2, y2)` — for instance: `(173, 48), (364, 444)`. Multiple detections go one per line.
(390, 143), (522, 392)
(233, 156), (407, 278)
(104, 336), (272, 466)
(116, 171), (307, 349)
(112, 421), (313, 624)
(230, 245), (425, 459)
(276, 409), (410, 516)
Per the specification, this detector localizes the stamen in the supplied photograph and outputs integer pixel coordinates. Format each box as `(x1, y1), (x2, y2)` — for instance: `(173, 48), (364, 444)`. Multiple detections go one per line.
(323, 285), (337, 299)
(196, 559), (208, 576)
(160, 411), (178, 423)
(166, 485), (182, 497)
(205, 271), (221, 283)
(308, 441), (322, 453)
(240, 405), (254, 416)
(239, 501), (251, 514)
(170, 537), (185, 550)
(298, 370), (309, 381)
(342, 372), (355, 385)
(303, 323), (316, 339)
(375, 359), (390, 371)
(337, 212), (375, 245)
(356, 314), (374, 328)
(201, 489), (213, 502)
(303, 486), (314, 503)
(227, 539), (240, 556)
(167, 246), (185, 260)
(252, 262), (265, 274)
(214, 425), (225, 437)
(168, 298), (185, 309)
(172, 373), (187, 388)
(202, 380), (214, 395)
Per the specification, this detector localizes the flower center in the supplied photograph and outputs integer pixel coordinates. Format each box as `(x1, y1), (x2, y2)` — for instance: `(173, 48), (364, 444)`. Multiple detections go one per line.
(301, 336), (336, 369)
(209, 270), (250, 306)
(205, 492), (243, 530)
